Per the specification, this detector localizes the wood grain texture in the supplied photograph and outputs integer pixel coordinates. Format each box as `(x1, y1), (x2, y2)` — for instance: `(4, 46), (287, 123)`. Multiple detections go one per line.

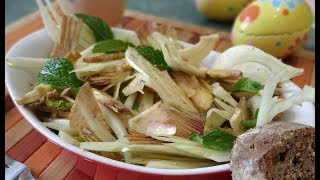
(117, 172), (140, 180)
(283, 57), (315, 88)
(5, 86), (15, 112)
(73, 158), (97, 178)
(65, 169), (93, 180)
(5, 107), (23, 131)
(24, 141), (62, 177)
(5, 6), (315, 180)
(139, 175), (164, 180)
(310, 66), (315, 87)
(5, 11), (43, 53)
(6, 129), (47, 162)
(38, 150), (78, 180)
(5, 119), (33, 152)
(94, 165), (118, 180)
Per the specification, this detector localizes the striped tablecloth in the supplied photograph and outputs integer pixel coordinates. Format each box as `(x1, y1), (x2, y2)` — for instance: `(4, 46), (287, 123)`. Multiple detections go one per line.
(5, 9), (315, 180)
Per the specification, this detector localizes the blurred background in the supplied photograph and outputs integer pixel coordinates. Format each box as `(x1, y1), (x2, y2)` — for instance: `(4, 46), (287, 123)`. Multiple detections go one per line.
(5, 0), (314, 51)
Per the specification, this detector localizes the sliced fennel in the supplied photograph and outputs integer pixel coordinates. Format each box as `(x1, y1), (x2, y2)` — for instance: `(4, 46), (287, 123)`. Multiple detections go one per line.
(124, 93), (138, 109)
(137, 91), (154, 112)
(247, 94), (262, 116)
(122, 73), (146, 96)
(80, 141), (204, 159)
(205, 111), (226, 133)
(43, 119), (77, 135)
(212, 45), (303, 82)
(256, 73), (315, 126)
(58, 130), (80, 147)
(6, 57), (48, 68)
(113, 81), (122, 99)
(150, 135), (201, 146)
(72, 59), (127, 78)
(113, 29), (141, 46)
(165, 143), (230, 162)
(98, 104), (128, 138)
(229, 97), (249, 135)
(211, 83), (238, 107)
(206, 83), (238, 121)
(146, 160), (219, 169)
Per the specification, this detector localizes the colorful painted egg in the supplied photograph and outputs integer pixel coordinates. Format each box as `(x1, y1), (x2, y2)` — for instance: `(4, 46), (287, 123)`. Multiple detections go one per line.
(231, 0), (313, 58)
(195, 0), (253, 21)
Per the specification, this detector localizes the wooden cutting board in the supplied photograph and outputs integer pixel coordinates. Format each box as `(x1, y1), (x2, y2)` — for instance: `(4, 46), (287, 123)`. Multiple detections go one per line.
(5, 8), (315, 180)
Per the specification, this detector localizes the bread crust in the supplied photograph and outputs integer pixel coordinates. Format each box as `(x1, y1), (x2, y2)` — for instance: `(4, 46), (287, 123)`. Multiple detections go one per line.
(230, 122), (315, 180)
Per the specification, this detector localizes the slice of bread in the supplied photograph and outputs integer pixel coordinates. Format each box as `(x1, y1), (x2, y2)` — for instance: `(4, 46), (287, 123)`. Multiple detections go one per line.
(230, 122), (314, 180)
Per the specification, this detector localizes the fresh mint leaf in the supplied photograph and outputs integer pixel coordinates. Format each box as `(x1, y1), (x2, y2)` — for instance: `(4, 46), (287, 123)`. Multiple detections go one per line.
(189, 129), (236, 152)
(37, 57), (84, 95)
(45, 99), (73, 111)
(241, 119), (257, 129)
(226, 77), (264, 93)
(254, 108), (260, 119)
(75, 13), (113, 42)
(241, 108), (259, 129)
(135, 45), (171, 70)
(92, 39), (128, 54)
(201, 129), (236, 151)
(189, 133), (203, 144)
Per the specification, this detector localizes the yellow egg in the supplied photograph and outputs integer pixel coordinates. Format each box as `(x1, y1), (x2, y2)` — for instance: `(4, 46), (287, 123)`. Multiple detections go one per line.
(195, 0), (253, 21)
(231, 0), (313, 58)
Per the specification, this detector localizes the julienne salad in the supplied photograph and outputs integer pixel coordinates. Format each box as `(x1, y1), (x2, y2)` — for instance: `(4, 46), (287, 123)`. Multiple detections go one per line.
(6, 1), (314, 169)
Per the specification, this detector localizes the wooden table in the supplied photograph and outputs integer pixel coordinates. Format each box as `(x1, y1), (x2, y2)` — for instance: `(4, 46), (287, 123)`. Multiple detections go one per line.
(5, 9), (315, 180)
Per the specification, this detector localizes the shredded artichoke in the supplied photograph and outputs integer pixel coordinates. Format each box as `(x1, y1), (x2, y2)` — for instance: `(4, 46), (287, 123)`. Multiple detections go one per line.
(179, 34), (219, 66)
(16, 84), (53, 105)
(69, 83), (116, 142)
(151, 32), (206, 78)
(128, 101), (205, 138)
(122, 73), (146, 96)
(125, 47), (197, 112)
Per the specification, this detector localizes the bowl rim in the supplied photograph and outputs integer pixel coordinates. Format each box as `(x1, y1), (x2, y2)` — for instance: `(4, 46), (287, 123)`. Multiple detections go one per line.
(5, 28), (231, 176)
(6, 28), (315, 176)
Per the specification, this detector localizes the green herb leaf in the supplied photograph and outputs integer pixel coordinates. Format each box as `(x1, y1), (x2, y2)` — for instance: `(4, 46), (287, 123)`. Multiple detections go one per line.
(189, 129), (236, 152)
(75, 13), (113, 42)
(45, 99), (73, 111)
(226, 77), (264, 93)
(241, 108), (259, 129)
(254, 108), (260, 119)
(92, 39), (128, 54)
(241, 119), (257, 129)
(135, 45), (171, 70)
(37, 57), (84, 95)
(189, 133), (203, 144)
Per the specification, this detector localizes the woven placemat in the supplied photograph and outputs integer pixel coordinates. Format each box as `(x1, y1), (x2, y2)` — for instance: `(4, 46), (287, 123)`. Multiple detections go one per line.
(5, 8), (315, 180)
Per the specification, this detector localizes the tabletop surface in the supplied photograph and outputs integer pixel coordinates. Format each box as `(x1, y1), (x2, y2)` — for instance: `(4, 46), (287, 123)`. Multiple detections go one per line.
(5, 1), (315, 179)
(5, 0), (315, 51)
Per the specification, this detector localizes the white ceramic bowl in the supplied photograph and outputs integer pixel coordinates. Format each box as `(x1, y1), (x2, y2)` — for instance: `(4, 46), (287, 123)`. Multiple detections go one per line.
(5, 28), (315, 178)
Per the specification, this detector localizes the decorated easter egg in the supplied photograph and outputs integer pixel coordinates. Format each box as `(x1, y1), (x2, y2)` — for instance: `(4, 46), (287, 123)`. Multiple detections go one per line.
(195, 0), (253, 21)
(231, 0), (313, 58)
